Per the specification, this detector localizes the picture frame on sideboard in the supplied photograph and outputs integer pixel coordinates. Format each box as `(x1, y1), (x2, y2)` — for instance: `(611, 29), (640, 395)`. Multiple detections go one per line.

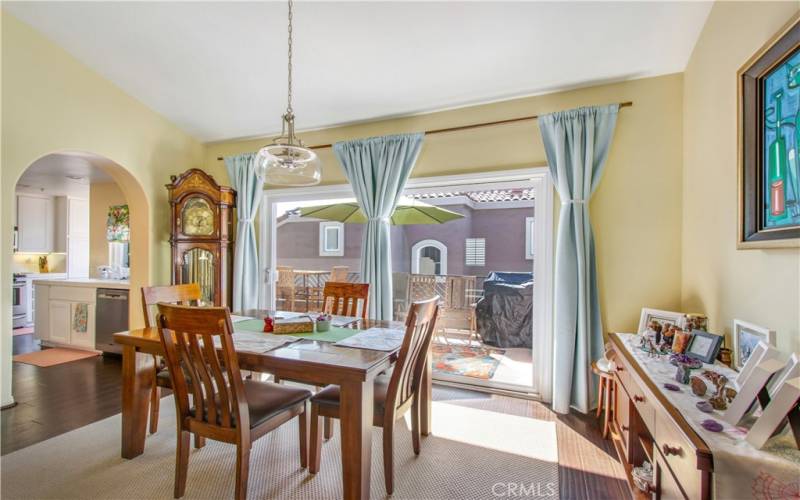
(733, 319), (776, 371)
(637, 308), (684, 334)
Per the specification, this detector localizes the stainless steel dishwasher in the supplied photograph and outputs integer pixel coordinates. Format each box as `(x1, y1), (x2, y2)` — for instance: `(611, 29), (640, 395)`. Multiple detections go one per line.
(95, 288), (129, 354)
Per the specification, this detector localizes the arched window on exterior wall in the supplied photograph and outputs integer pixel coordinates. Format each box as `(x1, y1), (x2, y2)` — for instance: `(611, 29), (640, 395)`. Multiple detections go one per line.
(411, 239), (448, 275)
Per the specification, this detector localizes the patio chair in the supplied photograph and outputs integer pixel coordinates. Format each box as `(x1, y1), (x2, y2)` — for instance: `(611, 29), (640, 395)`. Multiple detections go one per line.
(440, 275), (481, 347)
(276, 266), (298, 311)
(308, 266), (350, 310)
(329, 265), (349, 282)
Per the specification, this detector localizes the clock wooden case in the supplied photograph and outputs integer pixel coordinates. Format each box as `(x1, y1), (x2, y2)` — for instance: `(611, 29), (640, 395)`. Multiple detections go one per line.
(167, 169), (236, 307)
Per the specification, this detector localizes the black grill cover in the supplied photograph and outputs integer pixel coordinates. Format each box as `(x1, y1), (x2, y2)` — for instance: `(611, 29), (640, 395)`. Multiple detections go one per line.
(476, 272), (533, 348)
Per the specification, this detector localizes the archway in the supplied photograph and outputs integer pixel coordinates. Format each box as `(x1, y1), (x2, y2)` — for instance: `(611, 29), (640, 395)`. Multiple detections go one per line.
(3, 151), (151, 406)
(411, 239), (448, 275)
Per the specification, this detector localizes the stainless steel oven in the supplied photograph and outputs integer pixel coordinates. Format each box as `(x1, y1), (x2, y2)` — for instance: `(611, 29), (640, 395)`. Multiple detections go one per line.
(12, 273), (29, 328)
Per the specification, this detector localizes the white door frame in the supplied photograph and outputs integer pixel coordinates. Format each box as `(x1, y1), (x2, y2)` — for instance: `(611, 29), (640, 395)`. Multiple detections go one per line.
(258, 167), (554, 402)
(411, 239), (448, 275)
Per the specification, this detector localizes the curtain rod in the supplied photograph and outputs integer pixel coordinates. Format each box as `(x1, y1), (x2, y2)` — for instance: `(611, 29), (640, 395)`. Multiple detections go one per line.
(216, 101), (633, 161)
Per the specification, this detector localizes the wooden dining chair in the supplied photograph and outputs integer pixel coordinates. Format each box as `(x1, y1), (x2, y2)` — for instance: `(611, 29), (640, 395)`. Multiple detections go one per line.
(156, 303), (312, 500)
(141, 283), (202, 435)
(308, 296), (440, 495)
(321, 281), (369, 319)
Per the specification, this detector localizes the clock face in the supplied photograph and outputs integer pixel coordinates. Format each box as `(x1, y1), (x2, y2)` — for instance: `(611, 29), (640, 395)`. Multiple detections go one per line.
(181, 197), (214, 236)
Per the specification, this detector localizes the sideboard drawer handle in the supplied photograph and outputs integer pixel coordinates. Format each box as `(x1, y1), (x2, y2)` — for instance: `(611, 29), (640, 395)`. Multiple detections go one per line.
(662, 444), (682, 456)
(615, 365), (624, 372)
(621, 425), (629, 432)
(634, 395), (645, 403)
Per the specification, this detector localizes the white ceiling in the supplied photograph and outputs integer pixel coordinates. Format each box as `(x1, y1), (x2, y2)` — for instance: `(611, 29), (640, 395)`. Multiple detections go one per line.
(17, 153), (115, 194)
(5, 1), (712, 142)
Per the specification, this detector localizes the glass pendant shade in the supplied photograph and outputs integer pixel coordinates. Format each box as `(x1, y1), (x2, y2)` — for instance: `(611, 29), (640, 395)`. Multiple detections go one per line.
(255, 143), (321, 186)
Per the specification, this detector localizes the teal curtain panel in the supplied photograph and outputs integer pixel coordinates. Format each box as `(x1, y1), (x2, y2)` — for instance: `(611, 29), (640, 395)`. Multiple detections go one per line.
(225, 153), (264, 311)
(333, 133), (425, 320)
(539, 104), (619, 414)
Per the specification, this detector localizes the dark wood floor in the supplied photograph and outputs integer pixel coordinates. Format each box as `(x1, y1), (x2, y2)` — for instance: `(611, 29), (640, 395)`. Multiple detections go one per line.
(2, 333), (629, 499)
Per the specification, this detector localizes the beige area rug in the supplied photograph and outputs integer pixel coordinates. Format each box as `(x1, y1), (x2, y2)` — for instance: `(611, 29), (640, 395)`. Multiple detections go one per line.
(1, 389), (558, 499)
(12, 348), (99, 367)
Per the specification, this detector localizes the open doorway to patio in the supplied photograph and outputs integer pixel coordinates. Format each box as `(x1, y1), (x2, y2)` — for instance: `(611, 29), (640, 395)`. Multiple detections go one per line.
(259, 168), (553, 398)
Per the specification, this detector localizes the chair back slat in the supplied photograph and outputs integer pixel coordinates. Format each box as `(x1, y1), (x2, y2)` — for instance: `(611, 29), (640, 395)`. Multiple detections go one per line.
(157, 304), (248, 430)
(141, 283), (202, 327)
(322, 282), (369, 319)
(386, 297), (439, 411)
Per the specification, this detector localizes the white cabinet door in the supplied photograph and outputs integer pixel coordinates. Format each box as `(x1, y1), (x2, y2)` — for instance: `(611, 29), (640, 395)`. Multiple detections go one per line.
(66, 198), (90, 278)
(67, 236), (90, 278)
(16, 195), (54, 253)
(48, 300), (71, 344)
(69, 303), (95, 349)
(34, 285), (50, 341)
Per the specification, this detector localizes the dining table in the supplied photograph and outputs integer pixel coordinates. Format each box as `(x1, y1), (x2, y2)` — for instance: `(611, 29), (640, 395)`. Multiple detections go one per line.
(113, 309), (432, 500)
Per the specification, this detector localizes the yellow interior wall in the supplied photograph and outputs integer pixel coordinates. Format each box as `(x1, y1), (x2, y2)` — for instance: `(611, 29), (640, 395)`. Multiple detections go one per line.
(89, 182), (127, 278)
(1, 11), (205, 406)
(682, 2), (800, 354)
(206, 73), (686, 337)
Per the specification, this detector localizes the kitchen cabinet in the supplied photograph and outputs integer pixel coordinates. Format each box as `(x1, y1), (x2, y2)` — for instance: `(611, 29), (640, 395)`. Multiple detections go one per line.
(16, 194), (54, 253)
(35, 279), (128, 351)
(55, 196), (90, 277)
(25, 273), (66, 327)
(48, 300), (72, 345)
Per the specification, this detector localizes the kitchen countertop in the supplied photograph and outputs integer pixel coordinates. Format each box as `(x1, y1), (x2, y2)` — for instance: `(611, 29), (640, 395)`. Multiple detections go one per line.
(32, 278), (130, 289)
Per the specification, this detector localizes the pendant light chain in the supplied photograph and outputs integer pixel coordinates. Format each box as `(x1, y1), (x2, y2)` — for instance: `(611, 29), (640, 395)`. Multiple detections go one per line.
(254, 0), (321, 186)
(286, 0), (294, 115)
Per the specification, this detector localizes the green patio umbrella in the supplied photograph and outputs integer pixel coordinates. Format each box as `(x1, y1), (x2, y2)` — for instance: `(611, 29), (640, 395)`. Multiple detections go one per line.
(298, 197), (464, 225)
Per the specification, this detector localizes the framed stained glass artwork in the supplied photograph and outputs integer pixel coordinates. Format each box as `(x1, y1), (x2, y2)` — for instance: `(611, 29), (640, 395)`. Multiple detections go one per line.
(738, 15), (800, 248)
(106, 204), (130, 242)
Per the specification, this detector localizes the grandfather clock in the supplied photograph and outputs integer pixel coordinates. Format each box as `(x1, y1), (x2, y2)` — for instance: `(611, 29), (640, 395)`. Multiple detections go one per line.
(167, 169), (236, 307)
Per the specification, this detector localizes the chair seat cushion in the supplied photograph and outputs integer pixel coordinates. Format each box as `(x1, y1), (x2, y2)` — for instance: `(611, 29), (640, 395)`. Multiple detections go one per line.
(155, 369), (173, 388)
(190, 380), (311, 428)
(244, 380), (312, 429)
(311, 373), (392, 416)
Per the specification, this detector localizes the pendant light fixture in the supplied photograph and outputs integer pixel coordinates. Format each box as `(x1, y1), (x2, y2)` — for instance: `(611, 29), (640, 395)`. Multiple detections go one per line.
(255, 0), (321, 186)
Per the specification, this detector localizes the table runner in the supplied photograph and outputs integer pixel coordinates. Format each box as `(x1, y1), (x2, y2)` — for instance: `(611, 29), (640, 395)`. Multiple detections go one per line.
(616, 333), (800, 499)
(235, 319), (362, 343)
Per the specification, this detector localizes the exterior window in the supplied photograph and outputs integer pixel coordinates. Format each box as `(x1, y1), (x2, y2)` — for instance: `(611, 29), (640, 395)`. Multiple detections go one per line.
(525, 217), (535, 260)
(411, 239), (448, 275)
(319, 221), (344, 256)
(465, 238), (485, 266)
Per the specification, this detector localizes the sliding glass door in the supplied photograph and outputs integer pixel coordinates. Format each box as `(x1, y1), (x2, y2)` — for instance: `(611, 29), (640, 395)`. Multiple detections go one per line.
(259, 169), (553, 399)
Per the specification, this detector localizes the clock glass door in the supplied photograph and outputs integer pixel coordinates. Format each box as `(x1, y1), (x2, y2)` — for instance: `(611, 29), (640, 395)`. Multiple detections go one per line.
(182, 248), (215, 303)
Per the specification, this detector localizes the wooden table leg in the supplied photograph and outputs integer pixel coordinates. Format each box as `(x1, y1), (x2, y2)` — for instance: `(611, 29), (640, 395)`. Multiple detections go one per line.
(421, 351), (432, 436)
(339, 378), (374, 500)
(121, 344), (154, 459)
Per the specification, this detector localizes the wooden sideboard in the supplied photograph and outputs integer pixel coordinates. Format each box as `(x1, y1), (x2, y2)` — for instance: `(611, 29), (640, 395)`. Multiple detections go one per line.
(608, 333), (713, 500)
